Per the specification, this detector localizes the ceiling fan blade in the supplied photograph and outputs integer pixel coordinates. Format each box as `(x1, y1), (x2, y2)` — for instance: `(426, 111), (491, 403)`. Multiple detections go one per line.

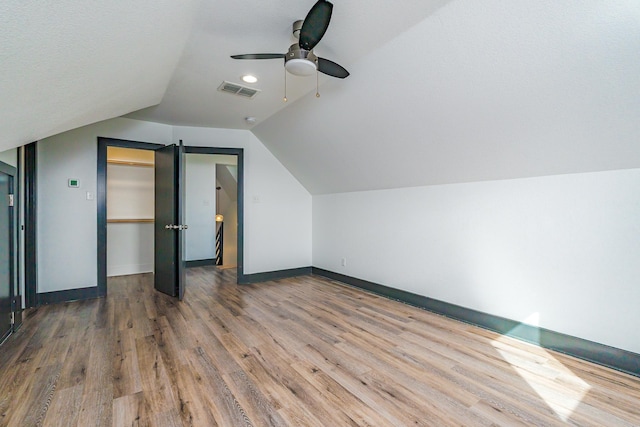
(317, 57), (349, 79)
(230, 53), (285, 60)
(299, 0), (333, 51)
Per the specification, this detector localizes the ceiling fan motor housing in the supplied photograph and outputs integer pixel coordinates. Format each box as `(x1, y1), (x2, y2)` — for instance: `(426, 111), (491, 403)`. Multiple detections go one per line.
(285, 43), (318, 76)
(292, 19), (304, 39)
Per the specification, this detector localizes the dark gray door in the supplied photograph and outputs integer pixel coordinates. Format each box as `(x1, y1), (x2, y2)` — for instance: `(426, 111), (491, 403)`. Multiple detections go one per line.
(0, 166), (14, 341)
(154, 143), (186, 299)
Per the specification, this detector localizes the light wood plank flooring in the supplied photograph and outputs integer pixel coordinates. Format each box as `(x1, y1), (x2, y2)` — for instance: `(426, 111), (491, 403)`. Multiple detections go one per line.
(1, 267), (639, 426)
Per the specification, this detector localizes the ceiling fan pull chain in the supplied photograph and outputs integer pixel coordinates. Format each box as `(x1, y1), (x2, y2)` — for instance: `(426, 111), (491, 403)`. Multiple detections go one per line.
(316, 69), (320, 98)
(283, 68), (288, 102)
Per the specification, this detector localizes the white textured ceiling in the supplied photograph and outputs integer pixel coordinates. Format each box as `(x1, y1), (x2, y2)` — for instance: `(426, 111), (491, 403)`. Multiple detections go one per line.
(254, 0), (640, 193)
(2, 1), (639, 194)
(126, 0), (449, 128)
(0, 0), (200, 149)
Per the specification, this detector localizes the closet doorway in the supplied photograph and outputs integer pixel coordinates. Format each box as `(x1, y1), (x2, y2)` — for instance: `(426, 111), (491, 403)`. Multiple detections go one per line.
(97, 138), (163, 296)
(97, 139), (245, 297)
(106, 147), (155, 277)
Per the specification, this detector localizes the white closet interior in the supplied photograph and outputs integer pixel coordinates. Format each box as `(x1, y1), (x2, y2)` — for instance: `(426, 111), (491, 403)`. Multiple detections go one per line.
(106, 147), (154, 277)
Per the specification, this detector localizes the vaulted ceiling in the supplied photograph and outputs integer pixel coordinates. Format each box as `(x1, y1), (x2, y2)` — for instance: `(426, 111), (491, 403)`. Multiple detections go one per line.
(2, 1), (639, 194)
(0, 0), (200, 148)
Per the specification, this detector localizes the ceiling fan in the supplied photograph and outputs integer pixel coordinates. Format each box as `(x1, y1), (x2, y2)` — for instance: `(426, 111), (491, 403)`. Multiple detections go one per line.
(231, 0), (349, 79)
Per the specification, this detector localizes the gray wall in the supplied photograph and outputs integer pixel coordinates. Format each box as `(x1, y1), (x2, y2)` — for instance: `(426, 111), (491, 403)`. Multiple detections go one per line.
(0, 149), (17, 167)
(36, 117), (312, 292)
(37, 118), (172, 292)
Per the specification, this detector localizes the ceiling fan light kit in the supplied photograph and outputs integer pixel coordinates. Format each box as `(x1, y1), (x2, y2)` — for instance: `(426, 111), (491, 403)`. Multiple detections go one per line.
(284, 44), (318, 76)
(241, 74), (258, 83)
(231, 0), (349, 99)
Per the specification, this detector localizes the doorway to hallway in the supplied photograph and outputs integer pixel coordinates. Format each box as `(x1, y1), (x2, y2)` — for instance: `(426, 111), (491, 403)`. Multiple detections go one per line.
(97, 138), (245, 299)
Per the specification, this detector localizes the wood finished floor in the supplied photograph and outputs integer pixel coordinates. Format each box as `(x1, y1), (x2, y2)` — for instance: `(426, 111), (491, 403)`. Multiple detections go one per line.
(1, 268), (639, 426)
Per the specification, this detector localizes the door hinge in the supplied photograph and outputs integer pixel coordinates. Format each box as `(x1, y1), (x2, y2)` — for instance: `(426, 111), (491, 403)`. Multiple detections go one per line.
(8, 194), (14, 207)
(10, 312), (15, 325)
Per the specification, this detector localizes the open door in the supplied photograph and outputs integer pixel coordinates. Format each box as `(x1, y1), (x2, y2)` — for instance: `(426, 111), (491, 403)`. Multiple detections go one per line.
(154, 142), (186, 300)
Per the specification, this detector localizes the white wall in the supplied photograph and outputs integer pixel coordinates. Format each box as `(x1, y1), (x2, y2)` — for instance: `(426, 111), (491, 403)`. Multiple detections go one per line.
(174, 126), (312, 274)
(107, 163), (154, 219)
(107, 223), (154, 276)
(184, 154), (217, 261)
(37, 118), (172, 292)
(313, 169), (640, 354)
(106, 163), (155, 276)
(184, 154), (241, 264)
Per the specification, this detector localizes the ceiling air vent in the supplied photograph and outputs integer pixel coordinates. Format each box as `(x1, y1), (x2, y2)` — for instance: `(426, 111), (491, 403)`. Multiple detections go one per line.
(217, 81), (260, 99)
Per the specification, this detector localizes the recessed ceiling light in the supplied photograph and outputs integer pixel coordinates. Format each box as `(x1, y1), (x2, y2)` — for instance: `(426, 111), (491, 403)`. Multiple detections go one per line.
(241, 75), (258, 84)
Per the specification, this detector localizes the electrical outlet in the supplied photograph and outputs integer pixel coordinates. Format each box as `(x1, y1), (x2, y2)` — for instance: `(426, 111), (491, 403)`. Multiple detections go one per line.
(341, 258), (347, 267)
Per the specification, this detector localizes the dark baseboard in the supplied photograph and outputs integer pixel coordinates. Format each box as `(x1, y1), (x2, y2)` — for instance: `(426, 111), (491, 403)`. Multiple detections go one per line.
(186, 259), (217, 268)
(239, 266), (312, 285)
(38, 287), (100, 305)
(311, 267), (640, 378)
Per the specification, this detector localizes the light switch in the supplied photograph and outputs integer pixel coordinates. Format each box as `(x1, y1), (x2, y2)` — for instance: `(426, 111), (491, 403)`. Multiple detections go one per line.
(86, 191), (94, 200)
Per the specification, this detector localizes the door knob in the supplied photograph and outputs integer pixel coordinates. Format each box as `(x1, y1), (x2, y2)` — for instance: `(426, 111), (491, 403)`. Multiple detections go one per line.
(165, 224), (188, 230)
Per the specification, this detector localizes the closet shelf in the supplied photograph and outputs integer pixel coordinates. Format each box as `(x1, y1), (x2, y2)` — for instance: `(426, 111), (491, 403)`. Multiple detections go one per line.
(107, 219), (154, 223)
(107, 159), (154, 167)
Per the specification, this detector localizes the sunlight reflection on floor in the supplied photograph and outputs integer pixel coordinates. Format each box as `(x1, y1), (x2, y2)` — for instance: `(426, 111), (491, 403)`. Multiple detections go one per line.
(490, 312), (592, 422)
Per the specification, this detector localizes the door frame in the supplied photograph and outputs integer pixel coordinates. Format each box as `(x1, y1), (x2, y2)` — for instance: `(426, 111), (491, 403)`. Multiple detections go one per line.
(97, 138), (246, 294)
(183, 146), (245, 281)
(24, 142), (37, 308)
(96, 137), (163, 296)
